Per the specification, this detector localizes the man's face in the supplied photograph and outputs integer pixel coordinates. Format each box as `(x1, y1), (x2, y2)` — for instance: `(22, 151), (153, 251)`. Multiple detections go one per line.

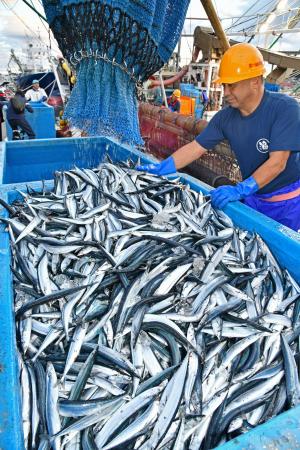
(32, 83), (39, 90)
(223, 79), (254, 109)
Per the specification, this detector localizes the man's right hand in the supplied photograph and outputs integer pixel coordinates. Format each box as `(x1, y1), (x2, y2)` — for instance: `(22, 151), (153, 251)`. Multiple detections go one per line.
(136, 156), (176, 176)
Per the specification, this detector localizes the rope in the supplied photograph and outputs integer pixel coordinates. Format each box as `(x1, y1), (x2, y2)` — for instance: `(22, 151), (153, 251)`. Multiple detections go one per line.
(21, 0), (47, 21)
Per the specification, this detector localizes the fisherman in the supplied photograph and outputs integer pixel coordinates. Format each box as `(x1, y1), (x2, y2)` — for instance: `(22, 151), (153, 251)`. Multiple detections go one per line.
(25, 79), (48, 102)
(137, 43), (300, 232)
(58, 57), (76, 91)
(6, 89), (35, 140)
(167, 89), (181, 113)
(201, 88), (209, 108)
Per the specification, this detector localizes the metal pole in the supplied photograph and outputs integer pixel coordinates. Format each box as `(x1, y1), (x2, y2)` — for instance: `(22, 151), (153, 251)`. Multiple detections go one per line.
(2, 107), (7, 141)
(268, 33), (283, 50)
(207, 62), (213, 98)
(177, 37), (182, 71)
(200, 0), (230, 51)
(159, 71), (168, 108)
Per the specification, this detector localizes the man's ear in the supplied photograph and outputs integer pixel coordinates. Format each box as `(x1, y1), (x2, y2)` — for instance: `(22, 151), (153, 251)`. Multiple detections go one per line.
(250, 76), (262, 90)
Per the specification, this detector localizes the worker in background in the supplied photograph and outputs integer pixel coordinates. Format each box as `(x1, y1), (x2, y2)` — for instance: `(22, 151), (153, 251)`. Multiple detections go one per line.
(6, 89), (35, 139)
(137, 43), (300, 232)
(141, 76), (162, 104)
(148, 76), (163, 106)
(58, 57), (76, 91)
(200, 83), (209, 111)
(167, 89), (181, 113)
(56, 109), (72, 137)
(25, 80), (48, 102)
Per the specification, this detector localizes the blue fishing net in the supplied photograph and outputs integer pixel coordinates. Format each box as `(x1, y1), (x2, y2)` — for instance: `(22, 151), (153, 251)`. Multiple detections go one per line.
(42, 0), (190, 145)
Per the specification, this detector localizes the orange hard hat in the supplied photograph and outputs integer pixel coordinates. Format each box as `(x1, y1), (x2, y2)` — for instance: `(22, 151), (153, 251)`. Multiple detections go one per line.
(173, 89), (181, 98)
(214, 43), (266, 84)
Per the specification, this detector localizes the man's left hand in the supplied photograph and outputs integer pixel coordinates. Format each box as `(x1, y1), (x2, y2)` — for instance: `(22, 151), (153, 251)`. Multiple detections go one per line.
(211, 185), (242, 209)
(211, 176), (259, 209)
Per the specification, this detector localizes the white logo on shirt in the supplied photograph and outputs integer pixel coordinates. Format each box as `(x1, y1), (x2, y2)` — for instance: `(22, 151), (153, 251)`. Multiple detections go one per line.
(256, 138), (270, 153)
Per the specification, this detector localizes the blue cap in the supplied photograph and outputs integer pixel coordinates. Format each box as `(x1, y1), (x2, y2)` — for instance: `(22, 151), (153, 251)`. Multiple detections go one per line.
(32, 79), (39, 84)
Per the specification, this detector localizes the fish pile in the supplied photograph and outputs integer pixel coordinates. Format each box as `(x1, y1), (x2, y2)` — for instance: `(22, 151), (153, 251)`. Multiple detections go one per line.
(2, 161), (300, 449)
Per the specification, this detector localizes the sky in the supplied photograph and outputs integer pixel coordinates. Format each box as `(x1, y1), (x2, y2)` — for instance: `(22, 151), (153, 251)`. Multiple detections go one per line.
(0, 0), (300, 73)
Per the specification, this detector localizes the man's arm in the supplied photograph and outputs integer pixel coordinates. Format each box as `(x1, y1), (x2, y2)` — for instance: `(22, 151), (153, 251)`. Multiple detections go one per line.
(25, 104), (34, 113)
(211, 151), (291, 209)
(172, 140), (207, 170)
(41, 88), (48, 99)
(252, 151), (290, 189)
(136, 140), (207, 177)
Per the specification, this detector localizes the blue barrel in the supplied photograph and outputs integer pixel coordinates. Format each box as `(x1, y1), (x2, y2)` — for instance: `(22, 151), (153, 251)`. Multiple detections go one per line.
(265, 82), (280, 92)
(194, 104), (204, 119)
(0, 136), (300, 448)
(5, 102), (55, 140)
(190, 88), (200, 98)
(0, 137), (114, 184)
(180, 83), (193, 97)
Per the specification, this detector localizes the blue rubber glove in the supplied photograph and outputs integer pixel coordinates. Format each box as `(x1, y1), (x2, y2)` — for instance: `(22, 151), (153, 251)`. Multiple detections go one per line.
(39, 96), (47, 103)
(136, 156), (176, 176)
(211, 176), (259, 209)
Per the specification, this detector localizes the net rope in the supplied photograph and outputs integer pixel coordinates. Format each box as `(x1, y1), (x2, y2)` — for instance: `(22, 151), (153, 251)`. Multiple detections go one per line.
(42, 0), (190, 144)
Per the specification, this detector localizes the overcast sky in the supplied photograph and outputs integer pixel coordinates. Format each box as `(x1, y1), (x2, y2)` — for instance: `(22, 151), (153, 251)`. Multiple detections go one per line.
(0, 0), (299, 73)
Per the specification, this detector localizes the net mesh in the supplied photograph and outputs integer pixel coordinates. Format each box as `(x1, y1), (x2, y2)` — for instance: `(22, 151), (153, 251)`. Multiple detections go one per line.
(42, 0), (190, 144)
(197, 145), (242, 184)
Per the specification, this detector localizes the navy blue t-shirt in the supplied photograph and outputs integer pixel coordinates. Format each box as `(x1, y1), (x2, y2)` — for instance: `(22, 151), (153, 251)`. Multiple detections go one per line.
(196, 90), (300, 194)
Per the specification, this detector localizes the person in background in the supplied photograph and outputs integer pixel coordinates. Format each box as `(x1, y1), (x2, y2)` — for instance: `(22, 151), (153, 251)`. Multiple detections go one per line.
(201, 84), (209, 111)
(25, 80), (48, 102)
(7, 89), (35, 139)
(58, 57), (76, 91)
(137, 43), (300, 232)
(152, 86), (163, 106)
(167, 89), (181, 113)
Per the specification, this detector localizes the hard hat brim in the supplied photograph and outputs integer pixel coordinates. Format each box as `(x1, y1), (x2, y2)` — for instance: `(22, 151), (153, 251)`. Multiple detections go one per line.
(213, 68), (266, 85)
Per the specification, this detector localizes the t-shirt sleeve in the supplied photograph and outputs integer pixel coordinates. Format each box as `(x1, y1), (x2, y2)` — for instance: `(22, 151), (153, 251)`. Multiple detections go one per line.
(195, 111), (225, 151)
(269, 98), (300, 152)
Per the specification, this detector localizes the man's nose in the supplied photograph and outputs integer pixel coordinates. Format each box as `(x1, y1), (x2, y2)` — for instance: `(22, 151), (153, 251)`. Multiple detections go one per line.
(223, 85), (230, 96)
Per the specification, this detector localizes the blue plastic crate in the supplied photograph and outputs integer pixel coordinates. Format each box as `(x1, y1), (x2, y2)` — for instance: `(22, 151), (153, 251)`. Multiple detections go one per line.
(0, 134), (300, 277)
(1, 136), (300, 448)
(5, 102), (55, 140)
(195, 104), (204, 119)
(0, 136), (122, 184)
